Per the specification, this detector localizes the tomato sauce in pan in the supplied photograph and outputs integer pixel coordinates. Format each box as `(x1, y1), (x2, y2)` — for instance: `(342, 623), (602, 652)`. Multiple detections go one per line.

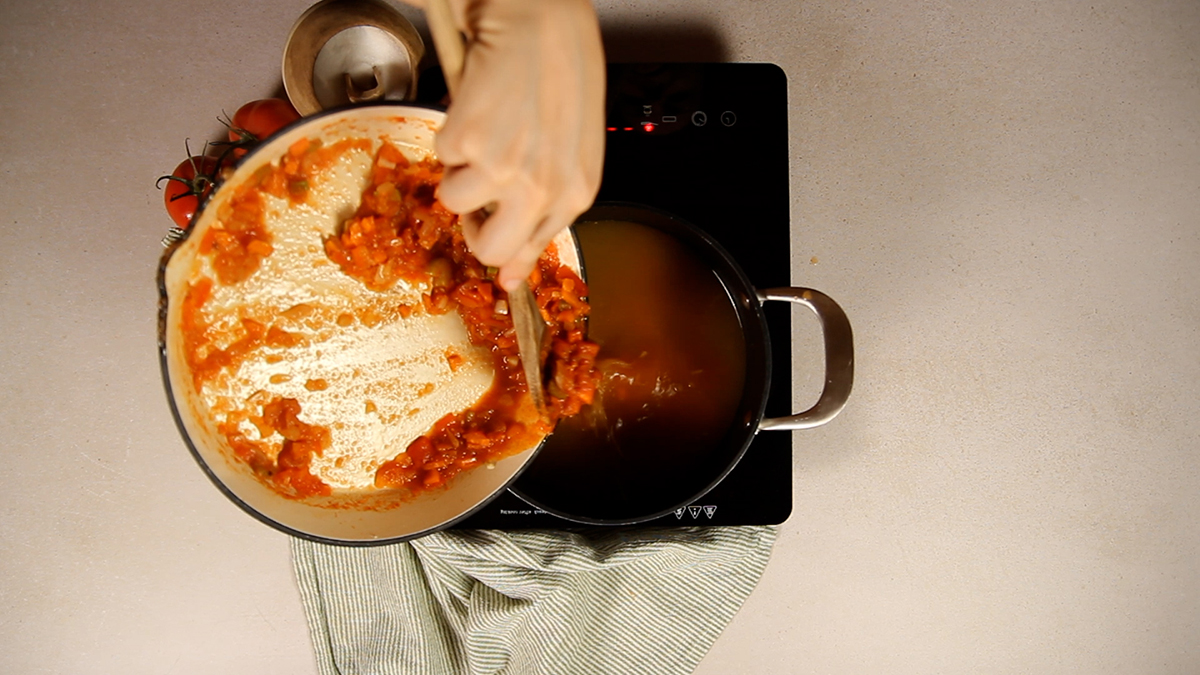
(343, 144), (600, 493)
(180, 139), (600, 500)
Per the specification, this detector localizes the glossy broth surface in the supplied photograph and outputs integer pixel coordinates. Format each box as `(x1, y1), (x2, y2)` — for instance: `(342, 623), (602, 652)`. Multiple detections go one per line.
(518, 218), (748, 520)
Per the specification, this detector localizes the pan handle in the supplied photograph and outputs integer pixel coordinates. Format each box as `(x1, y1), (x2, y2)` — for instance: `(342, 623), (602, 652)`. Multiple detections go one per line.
(756, 288), (854, 431)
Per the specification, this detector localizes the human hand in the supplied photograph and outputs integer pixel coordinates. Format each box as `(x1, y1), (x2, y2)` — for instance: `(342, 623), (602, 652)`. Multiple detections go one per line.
(414, 0), (606, 291)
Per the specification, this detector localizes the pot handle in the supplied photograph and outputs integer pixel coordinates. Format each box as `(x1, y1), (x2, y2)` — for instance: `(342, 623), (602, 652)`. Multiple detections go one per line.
(757, 288), (854, 431)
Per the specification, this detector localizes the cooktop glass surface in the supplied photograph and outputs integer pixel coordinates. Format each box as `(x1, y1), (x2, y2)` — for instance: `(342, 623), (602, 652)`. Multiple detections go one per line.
(449, 63), (793, 529)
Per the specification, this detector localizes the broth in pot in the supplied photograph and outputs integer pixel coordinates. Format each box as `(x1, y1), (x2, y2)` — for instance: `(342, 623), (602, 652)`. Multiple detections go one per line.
(514, 218), (748, 521)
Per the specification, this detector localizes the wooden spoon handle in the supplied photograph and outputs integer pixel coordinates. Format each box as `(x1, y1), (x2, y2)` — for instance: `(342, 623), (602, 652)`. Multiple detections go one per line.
(424, 0), (549, 416)
(426, 0), (465, 98)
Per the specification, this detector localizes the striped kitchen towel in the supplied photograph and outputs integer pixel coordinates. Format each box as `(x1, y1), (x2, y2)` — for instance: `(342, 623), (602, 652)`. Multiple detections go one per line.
(291, 526), (776, 675)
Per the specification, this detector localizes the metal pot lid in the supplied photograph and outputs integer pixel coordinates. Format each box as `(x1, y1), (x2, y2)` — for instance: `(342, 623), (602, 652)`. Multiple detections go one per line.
(283, 0), (425, 115)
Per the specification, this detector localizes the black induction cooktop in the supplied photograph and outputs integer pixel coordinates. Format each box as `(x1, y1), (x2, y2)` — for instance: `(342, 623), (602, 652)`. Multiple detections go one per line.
(451, 63), (793, 529)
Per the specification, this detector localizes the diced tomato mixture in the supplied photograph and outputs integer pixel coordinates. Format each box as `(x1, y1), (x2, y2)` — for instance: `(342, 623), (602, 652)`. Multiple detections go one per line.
(260, 137), (373, 205)
(199, 185), (272, 285)
(326, 143), (600, 494)
(220, 396), (332, 499)
(181, 138), (600, 501)
(181, 282), (305, 393)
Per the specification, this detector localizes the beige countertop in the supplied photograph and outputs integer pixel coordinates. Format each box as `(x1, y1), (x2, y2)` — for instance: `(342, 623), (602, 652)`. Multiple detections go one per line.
(1, 0), (1197, 672)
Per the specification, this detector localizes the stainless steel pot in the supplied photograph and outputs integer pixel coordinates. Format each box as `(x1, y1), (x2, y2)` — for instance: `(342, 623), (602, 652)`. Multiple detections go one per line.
(511, 203), (854, 524)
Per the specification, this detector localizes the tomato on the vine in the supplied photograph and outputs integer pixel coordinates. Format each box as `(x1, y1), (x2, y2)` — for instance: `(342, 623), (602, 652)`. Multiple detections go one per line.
(158, 155), (219, 229)
(158, 99), (300, 231)
(226, 98), (300, 155)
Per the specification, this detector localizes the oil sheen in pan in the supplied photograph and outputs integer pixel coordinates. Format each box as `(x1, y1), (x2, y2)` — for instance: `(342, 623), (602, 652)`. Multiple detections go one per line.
(517, 219), (747, 521)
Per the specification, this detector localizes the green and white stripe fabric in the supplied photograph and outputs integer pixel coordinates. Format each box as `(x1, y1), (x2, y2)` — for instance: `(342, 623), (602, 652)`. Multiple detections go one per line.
(292, 526), (776, 675)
